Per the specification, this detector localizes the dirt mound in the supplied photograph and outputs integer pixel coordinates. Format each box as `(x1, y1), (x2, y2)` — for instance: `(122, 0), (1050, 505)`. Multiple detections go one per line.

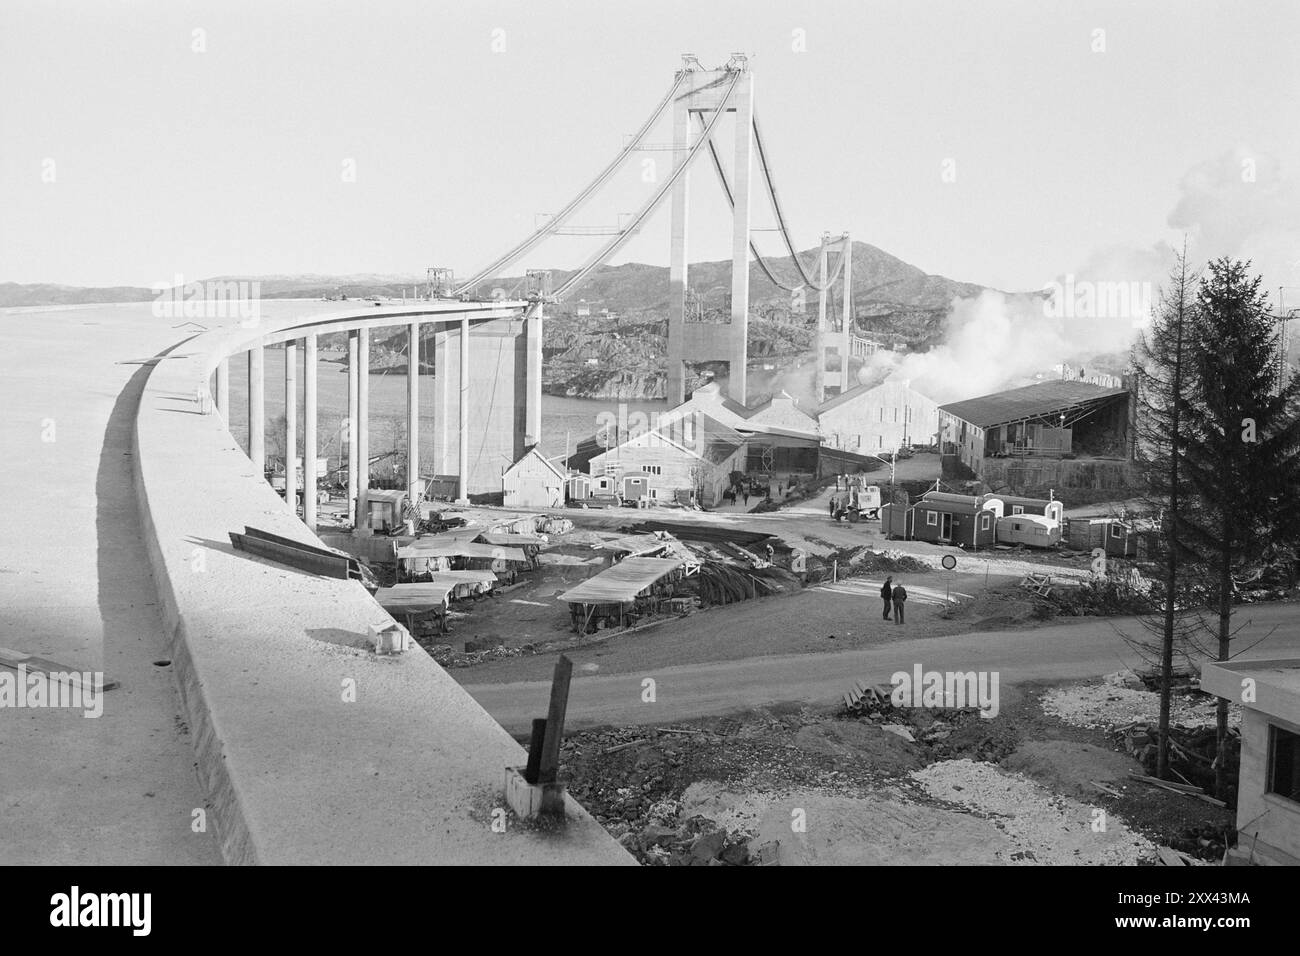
(1000, 740), (1142, 801)
(790, 722), (925, 773)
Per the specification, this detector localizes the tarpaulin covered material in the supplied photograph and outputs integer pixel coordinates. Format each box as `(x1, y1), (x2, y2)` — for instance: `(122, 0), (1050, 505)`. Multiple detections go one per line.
(477, 532), (547, 547)
(374, 583), (454, 615)
(396, 540), (527, 562)
(427, 570), (498, 585)
(558, 557), (682, 606)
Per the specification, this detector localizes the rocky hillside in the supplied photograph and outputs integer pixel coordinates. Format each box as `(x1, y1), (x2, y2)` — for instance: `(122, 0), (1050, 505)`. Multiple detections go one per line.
(3, 244), (996, 400)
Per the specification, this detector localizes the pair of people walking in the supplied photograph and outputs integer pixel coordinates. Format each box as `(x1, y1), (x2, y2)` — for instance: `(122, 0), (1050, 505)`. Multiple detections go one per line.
(880, 576), (908, 624)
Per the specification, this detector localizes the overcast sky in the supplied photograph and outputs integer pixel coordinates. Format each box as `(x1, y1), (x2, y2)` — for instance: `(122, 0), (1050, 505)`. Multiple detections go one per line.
(2, 0), (1297, 293)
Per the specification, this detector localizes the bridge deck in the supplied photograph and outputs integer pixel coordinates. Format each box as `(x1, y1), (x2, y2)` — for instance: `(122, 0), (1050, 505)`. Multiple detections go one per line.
(0, 299), (631, 866)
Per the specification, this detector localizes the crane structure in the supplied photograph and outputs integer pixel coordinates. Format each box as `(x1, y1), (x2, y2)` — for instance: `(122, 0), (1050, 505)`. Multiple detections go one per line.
(454, 54), (853, 408)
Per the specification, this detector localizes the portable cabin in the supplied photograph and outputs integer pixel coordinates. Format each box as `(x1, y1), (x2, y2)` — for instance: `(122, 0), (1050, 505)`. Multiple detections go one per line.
(984, 493), (1064, 523)
(995, 514), (1062, 548)
(566, 474), (592, 501)
(881, 501), (913, 540)
(1065, 517), (1136, 557)
(911, 492), (998, 549)
(365, 490), (408, 533)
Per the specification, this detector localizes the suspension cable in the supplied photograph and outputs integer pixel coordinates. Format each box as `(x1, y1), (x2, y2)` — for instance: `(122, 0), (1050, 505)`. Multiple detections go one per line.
(552, 71), (742, 301)
(696, 112), (845, 294)
(453, 72), (688, 296)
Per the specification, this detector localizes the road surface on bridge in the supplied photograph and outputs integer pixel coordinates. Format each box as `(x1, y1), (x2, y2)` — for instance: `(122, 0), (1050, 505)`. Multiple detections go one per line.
(0, 303), (223, 865)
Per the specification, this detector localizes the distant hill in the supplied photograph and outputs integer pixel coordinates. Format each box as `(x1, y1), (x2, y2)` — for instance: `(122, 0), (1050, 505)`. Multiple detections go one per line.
(0, 243), (994, 313)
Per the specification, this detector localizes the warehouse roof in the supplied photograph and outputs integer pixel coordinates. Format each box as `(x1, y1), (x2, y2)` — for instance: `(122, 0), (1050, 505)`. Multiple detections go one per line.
(939, 381), (1127, 428)
(557, 557), (682, 605)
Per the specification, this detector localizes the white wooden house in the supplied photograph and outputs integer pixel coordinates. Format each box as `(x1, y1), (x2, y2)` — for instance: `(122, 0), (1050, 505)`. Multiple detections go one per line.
(502, 447), (565, 508)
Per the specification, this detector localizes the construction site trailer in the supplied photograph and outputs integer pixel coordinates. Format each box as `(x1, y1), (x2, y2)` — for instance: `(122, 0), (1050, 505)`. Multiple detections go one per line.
(995, 514), (1062, 548)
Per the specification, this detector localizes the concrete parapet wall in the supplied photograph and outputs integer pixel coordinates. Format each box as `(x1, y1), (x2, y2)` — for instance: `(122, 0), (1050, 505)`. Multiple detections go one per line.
(130, 302), (632, 865)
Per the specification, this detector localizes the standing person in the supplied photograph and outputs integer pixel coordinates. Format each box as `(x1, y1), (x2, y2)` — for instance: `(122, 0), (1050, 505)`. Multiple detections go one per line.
(829, 495), (837, 518)
(880, 576), (893, 621)
(765, 543), (775, 564)
(743, 489), (749, 507)
(891, 581), (908, 625)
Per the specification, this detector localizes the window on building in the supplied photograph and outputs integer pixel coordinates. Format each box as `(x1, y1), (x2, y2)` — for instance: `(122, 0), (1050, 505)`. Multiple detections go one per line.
(981, 513), (991, 530)
(1111, 525), (1123, 539)
(1268, 725), (1300, 803)
(1012, 505), (1024, 515)
(926, 512), (938, 527)
(879, 408), (884, 422)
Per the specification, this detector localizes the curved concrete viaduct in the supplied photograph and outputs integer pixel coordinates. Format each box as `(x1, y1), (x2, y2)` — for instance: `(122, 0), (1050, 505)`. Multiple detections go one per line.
(0, 299), (632, 866)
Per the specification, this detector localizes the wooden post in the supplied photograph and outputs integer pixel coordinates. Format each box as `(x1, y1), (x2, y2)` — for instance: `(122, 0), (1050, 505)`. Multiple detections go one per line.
(524, 718), (547, 785)
(537, 654), (573, 786)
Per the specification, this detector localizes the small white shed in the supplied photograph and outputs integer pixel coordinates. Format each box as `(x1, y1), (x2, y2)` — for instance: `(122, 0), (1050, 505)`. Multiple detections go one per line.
(502, 447), (565, 509)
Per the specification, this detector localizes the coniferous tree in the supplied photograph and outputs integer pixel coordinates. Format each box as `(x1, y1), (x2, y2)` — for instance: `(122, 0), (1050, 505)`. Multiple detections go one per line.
(1181, 257), (1300, 797)
(1130, 247), (1204, 779)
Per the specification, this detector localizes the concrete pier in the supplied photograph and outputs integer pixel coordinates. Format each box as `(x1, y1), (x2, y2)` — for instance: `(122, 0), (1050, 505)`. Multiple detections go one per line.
(248, 345), (264, 477)
(303, 333), (317, 530)
(357, 327), (370, 531)
(407, 321), (420, 502)
(347, 330), (358, 524)
(457, 316), (470, 503)
(284, 340), (297, 512)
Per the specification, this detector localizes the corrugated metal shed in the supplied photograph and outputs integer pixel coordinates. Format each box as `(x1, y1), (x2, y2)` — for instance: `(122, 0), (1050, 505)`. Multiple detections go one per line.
(558, 557), (682, 605)
(939, 381), (1127, 428)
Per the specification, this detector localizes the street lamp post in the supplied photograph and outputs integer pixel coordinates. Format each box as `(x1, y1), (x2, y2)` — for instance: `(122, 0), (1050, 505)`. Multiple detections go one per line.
(869, 449), (897, 503)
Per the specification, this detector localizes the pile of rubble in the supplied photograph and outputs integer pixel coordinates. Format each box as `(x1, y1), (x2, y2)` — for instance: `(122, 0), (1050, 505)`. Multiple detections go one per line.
(1116, 720), (1237, 801)
(616, 802), (778, 866)
(1040, 673), (1238, 731)
(423, 642), (539, 668)
(840, 682), (1004, 759)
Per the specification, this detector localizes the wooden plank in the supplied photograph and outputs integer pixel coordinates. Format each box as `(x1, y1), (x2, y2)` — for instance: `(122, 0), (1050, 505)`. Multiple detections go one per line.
(229, 531), (352, 579)
(0, 646), (118, 691)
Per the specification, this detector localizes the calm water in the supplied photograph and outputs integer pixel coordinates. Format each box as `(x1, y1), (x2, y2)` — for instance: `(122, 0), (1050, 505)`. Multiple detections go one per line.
(223, 347), (665, 464)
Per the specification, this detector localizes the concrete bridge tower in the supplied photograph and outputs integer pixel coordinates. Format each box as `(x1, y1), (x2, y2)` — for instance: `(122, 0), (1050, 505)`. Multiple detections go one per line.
(666, 55), (755, 407)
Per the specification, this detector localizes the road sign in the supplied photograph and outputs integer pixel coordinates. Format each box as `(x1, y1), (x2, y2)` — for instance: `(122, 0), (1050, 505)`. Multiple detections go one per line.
(941, 554), (957, 570)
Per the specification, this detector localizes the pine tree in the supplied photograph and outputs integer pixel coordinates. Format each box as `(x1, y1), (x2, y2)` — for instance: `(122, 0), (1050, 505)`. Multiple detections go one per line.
(1181, 257), (1300, 797)
(1129, 247), (1204, 779)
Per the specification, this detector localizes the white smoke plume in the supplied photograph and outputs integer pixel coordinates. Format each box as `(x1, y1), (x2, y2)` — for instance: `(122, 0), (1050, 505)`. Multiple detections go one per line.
(864, 146), (1300, 404)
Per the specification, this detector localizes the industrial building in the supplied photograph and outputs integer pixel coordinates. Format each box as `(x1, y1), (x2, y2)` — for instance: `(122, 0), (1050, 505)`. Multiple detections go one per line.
(817, 379), (941, 454)
(582, 411), (746, 507)
(938, 379), (1135, 479)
